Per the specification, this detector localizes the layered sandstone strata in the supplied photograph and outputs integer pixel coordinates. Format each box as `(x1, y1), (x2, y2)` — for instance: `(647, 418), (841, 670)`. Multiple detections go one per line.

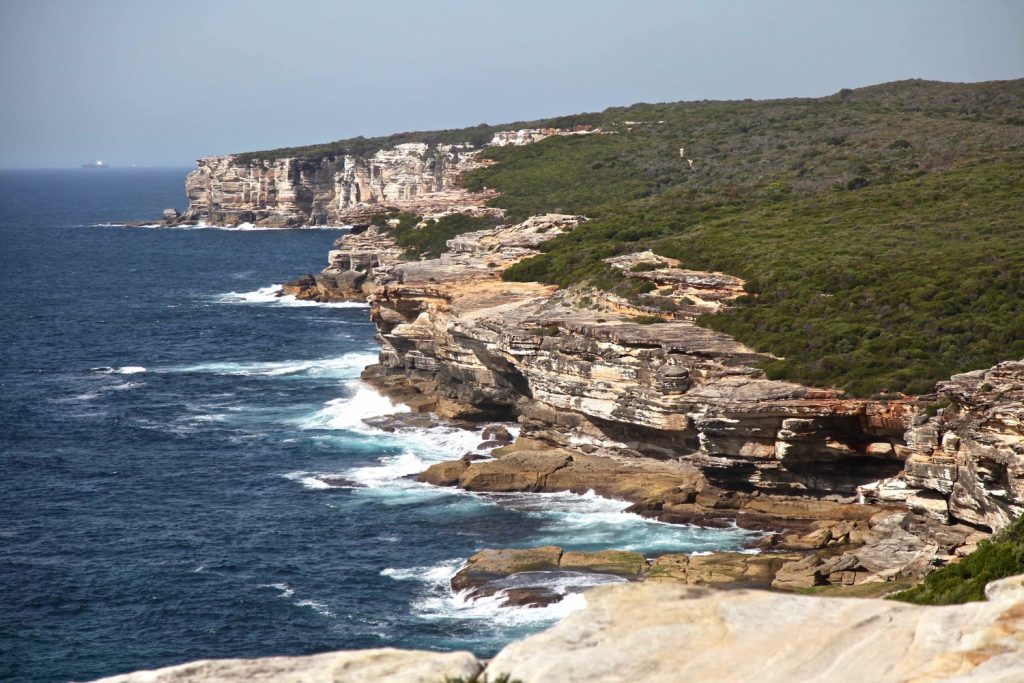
(177, 127), (600, 227)
(178, 142), (493, 227)
(307, 210), (1022, 586)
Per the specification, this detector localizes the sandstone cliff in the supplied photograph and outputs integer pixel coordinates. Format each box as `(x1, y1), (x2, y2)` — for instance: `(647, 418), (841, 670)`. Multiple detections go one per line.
(176, 126), (602, 227)
(291, 208), (1023, 589)
(179, 142), (493, 227)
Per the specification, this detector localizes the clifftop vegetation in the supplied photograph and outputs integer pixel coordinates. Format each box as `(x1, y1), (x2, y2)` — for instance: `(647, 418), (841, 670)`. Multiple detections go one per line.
(469, 78), (1024, 395)
(231, 115), (601, 165)
(246, 78), (1023, 395)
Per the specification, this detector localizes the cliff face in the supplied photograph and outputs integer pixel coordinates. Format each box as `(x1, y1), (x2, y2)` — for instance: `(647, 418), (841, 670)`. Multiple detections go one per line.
(180, 142), (493, 227)
(293, 209), (1023, 586)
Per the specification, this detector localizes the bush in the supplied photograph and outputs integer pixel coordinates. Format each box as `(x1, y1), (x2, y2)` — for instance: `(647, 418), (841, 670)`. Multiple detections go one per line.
(379, 212), (503, 259)
(891, 517), (1024, 605)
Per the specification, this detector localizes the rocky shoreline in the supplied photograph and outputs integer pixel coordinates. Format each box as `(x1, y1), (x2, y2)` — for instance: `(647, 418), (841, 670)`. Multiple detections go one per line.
(271, 210), (1019, 597)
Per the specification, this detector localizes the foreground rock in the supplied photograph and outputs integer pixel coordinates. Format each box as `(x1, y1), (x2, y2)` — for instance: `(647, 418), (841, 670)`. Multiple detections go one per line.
(89, 648), (480, 683)
(488, 576), (1024, 683)
(95, 576), (1024, 682)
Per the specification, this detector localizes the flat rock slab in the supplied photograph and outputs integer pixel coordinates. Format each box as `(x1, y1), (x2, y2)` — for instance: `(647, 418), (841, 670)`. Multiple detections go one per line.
(487, 576), (1024, 683)
(89, 648), (481, 683)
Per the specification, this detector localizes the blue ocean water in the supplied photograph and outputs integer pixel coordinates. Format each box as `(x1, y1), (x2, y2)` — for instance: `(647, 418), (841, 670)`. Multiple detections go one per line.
(0, 169), (755, 683)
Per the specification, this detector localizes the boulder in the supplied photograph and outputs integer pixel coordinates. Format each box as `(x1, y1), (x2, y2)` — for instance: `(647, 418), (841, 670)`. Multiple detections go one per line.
(482, 425), (514, 442)
(418, 460), (469, 487)
(500, 587), (563, 608)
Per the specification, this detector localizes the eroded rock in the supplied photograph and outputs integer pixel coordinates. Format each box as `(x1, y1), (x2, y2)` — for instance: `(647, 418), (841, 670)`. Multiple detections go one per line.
(487, 578), (1024, 683)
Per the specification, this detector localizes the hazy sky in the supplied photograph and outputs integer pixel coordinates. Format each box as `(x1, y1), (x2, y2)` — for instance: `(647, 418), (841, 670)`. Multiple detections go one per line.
(1, 0), (1022, 168)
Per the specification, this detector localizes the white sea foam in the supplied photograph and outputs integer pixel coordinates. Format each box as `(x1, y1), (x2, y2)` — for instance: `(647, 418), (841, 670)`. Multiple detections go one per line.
(298, 381), (409, 432)
(381, 559), (596, 628)
(345, 451), (433, 489)
(260, 582), (296, 599)
(294, 599), (335, 617)
(282, 471), (338, 490)
(493, 489), (761, 553)
(90, 365), (147, 374)
(216, 284), (369, 308)
(162, 351), (377, 380)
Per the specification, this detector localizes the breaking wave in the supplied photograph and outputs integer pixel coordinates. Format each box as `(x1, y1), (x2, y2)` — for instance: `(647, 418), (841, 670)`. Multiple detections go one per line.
(215, 284), (368, 308)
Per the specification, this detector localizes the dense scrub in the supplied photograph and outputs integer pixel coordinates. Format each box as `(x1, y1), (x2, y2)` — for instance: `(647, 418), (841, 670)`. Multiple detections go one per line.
(481, 79), (1024, 395)
(373, 212), (503, 259)
(245, 79), (1024, 394)
(891, 517), (1024, 605)
(232, 114), (601, 164)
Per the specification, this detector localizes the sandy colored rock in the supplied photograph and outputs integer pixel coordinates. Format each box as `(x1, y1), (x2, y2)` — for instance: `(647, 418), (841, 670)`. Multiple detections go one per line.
(450, 546), (563, 593)
(417, 459), (469, 486)
(487, 576), (1024, 683)
(89, 648), (481, 683)
(560, 550), (645, 577)
(456, 451), (573, 492)
(647, 552), (802, 587)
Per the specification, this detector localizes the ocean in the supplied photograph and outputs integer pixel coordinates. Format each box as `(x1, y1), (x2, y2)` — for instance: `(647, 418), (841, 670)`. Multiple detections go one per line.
(0, 168), (755, 682)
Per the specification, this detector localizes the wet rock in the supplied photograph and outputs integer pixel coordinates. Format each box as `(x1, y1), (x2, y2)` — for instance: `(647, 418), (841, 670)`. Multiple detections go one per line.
(451, 547), (564, 594)
(499, 587), (563, 609)
(482, 425), (514, 442)
(560, 550), (645, 578)
(418, 460), (470, 487)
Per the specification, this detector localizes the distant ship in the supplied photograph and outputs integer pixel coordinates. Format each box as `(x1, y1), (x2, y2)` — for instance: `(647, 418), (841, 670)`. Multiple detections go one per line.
(81, 160), (109, 169)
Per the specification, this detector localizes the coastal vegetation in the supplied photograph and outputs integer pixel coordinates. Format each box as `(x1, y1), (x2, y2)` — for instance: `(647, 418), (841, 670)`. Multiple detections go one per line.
(372, 211), (503, 259)
(239, 79), (1024, 395)
(475, 79), (1024, 395)
(892, 516), (1024, 605)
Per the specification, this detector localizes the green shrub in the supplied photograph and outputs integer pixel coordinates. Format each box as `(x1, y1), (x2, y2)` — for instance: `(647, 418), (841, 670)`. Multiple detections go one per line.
(891, 516), (1024, 605)
(378, 212), (503, 259)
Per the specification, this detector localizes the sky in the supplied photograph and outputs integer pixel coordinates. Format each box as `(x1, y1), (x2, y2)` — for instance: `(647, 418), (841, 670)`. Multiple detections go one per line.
(0, 0), (1022, 168)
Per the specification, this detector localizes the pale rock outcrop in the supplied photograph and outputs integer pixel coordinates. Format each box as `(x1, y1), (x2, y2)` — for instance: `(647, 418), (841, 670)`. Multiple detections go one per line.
(489, 125), (597, 146)
(91, 576), (1024, 682)
(178, 127), (599, 227)
(487, 576), (1024, 683)
(867, 361), (1024, 532)
(180, 143), (492, 227)
(88, 648), (481, 683)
